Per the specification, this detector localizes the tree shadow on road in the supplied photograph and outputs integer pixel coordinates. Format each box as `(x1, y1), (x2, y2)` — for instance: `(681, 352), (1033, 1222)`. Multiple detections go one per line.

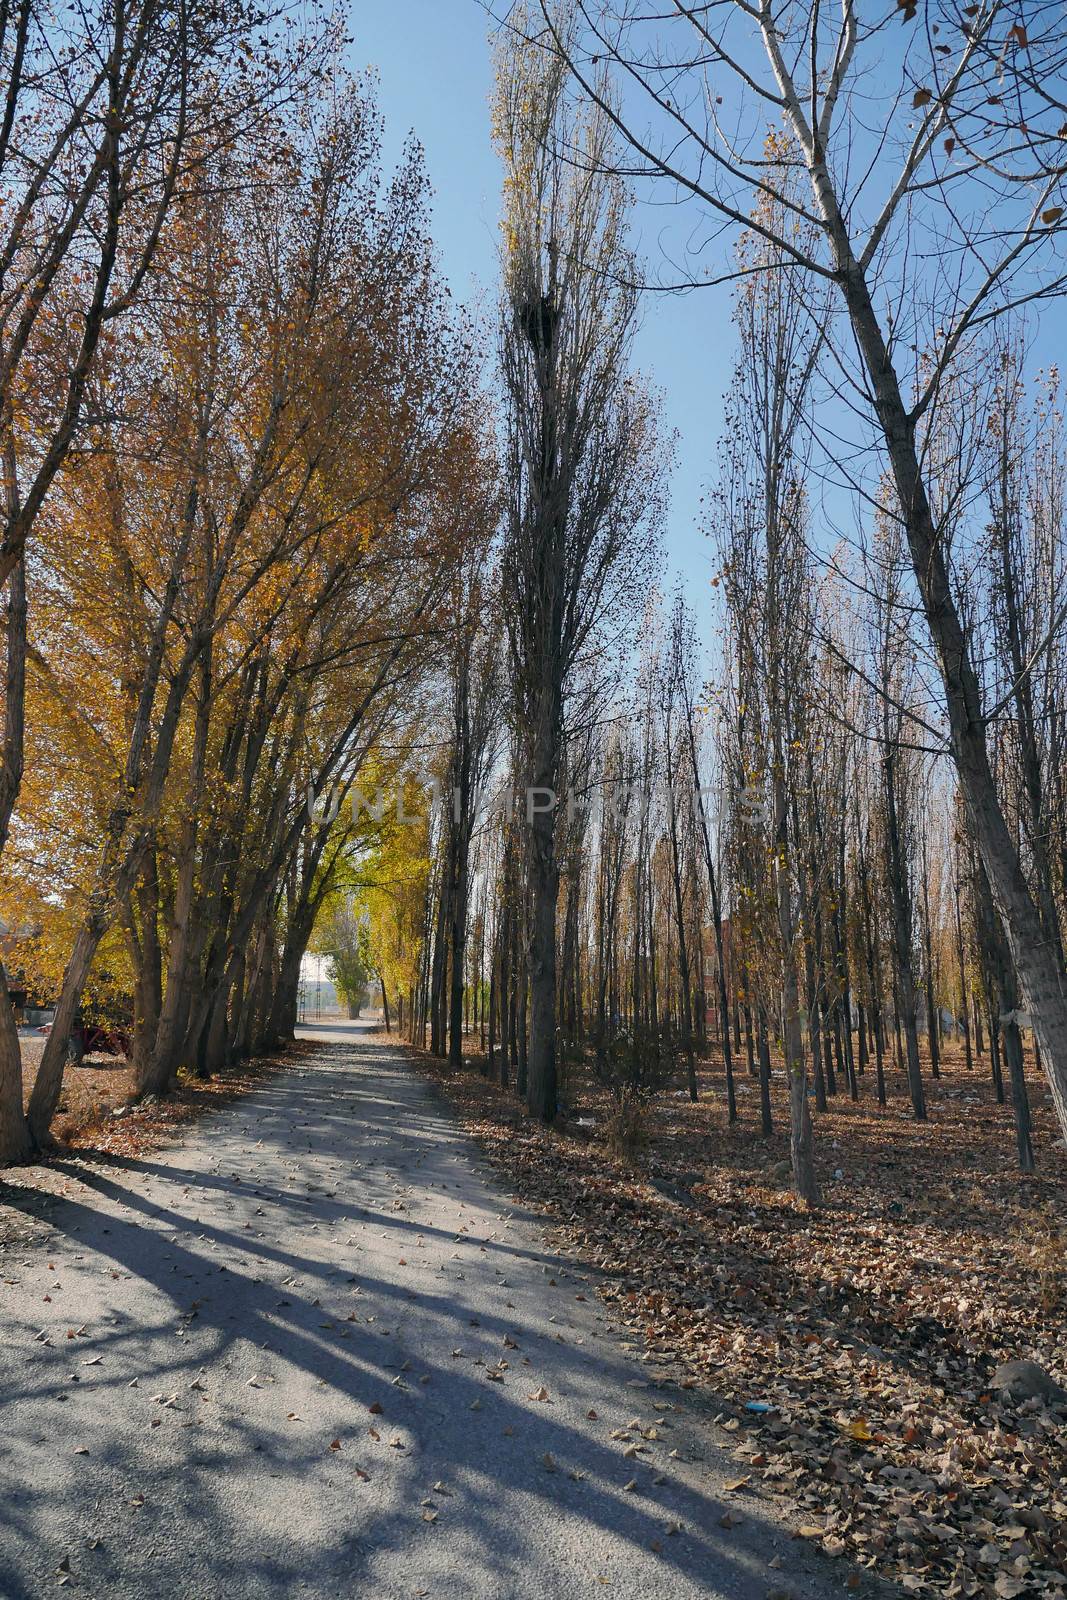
(0, 1042), (858, 1600)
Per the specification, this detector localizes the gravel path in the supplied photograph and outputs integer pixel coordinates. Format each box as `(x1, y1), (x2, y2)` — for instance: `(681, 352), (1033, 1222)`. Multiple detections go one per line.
(0, 1024), (842, 1600)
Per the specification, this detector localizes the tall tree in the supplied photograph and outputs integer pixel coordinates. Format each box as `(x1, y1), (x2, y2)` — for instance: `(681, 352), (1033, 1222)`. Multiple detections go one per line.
(714, 171), (822, 1199)
(494, 4), (661, 1120)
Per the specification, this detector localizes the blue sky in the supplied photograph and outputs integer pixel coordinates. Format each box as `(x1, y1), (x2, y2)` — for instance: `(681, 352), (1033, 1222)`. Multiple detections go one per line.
(353, 2), (1067, 686)
(353, 0), (727, 625)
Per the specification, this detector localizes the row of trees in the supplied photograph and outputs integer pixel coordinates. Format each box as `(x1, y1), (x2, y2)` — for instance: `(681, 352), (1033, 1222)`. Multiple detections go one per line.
(5, 0), (1067, 1205)
(386, 1), (1067, 1197)
(0, 4), (493, 1159)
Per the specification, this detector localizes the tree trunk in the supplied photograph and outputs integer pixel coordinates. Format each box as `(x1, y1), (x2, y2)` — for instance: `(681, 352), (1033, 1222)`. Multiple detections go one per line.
(756, 1006), (773, 1136)
(448, 827), (469, 1069)
(667, 787), (697, 1101)
(201, 983), (230, 1078)
(884, 752), (926, 1121)
(137, 841), (202, 1096)
(229, 951), (249, 1061)
(921, 841), (941, 1081)
(0, 970), (30, 1163)
(129, 844), (163, 1085)
(0, 558), (31, 1161)
(954, 873), (974, 1072)
(517, 950), (529, 1100)
(974, 854), (1034, 1170)
(829, 240), (1067, 1142)
(429, 861), (449, 1059)
(806, 955), (827, 1114)
(772, 769), (818, 1202)
(28, 908), (112, 1145)
(525, 784), (558, 1121)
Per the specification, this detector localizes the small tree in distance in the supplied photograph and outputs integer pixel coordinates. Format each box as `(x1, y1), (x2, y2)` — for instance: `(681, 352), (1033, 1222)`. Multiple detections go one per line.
(311, 903), (371, 1021)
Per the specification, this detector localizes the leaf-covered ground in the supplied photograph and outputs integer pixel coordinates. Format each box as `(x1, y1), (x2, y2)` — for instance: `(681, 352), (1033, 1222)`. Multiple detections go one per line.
(415, 1041), (1066, 1600)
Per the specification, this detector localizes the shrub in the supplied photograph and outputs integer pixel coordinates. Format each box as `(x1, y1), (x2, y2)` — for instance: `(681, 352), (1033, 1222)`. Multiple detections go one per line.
(590, 1024), (676, 1162)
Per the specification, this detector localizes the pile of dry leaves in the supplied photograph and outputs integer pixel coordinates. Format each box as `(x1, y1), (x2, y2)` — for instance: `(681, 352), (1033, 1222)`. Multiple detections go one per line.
(419, 1044), (1066, 1600)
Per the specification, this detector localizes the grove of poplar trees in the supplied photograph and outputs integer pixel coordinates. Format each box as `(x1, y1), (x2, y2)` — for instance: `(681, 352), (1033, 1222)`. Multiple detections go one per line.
(3, 0), (1067, 1230)
(389, 1), (1067, 1202)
